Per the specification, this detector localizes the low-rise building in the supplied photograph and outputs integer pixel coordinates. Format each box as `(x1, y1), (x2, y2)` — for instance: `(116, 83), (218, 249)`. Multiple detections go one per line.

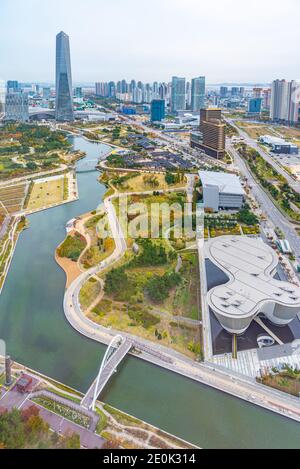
(199, 171), (245, 212)
(260, 135), (299, 155)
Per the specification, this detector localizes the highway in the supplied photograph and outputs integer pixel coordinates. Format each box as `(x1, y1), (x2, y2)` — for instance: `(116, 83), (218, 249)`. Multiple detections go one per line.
(227, 118), (300, 193)
(227, 142), (300, 258)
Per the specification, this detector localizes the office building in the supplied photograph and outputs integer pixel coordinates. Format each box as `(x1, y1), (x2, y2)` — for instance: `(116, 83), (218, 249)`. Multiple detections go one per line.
(75, 87), (83, 99)
(171, 77), (186, 113)
(248, 98), (263, 115)
(151, 99), (165, 122)
(55, 31), (74, 122)
(43, 87), (51, 99)
(206, 236), (300, 335)
(7, 81), (19, 94)
(220, 86), (228, 98)
(5, 93), (29, 122)
(191, 108), (225, 159)
(191, 76), (206, 112)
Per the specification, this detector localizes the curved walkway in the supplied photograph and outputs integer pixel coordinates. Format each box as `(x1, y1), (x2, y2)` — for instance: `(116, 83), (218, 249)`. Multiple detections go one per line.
(62, 177), (300, 424)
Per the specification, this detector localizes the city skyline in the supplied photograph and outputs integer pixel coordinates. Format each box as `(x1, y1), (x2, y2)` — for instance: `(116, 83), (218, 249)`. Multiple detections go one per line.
(1, 0), (299, 83)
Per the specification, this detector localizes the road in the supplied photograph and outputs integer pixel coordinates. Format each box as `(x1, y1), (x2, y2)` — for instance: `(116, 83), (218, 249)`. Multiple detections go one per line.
(227, 118), (300, 193)
(61, 171), (300, 424)
(227, 142), (300, 258)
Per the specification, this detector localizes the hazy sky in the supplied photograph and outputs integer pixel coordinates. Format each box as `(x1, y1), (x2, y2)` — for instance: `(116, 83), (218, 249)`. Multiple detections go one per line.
(1, 0), (299, 84)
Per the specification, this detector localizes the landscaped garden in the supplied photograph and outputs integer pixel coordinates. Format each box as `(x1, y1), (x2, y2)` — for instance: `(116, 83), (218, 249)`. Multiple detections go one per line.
(258, 365), (300, 397)
(26, 176), (66, 211)
(80, 213), (115, 269)
(32, 396), (90, 428)
(57, 232), (87, 262)
(84, 238), (202, 359)
(0, 124), (72, 180)
(237, 144), (300, 222)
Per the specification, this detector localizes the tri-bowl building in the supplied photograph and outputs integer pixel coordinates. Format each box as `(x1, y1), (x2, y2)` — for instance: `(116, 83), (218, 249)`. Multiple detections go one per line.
(206, 236), (300, 335)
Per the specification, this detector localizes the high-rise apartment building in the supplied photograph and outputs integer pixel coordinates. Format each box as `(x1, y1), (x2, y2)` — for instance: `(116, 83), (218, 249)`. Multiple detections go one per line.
(288, 80), (300, 125)
(270, 79), (299, 124)
(5, 93), (29, 122)
(191, 76), (206, 112)
(171, 77), (186, 113)
(263, 89), (272, 110)
(253, 88), (263, 99)
(55, 31), (74, 122)
(0, 80), (6, 117)
(220, 87), (228, 99)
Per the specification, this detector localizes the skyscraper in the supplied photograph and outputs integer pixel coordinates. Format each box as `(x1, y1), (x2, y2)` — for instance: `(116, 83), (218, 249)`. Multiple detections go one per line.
(5, 93), (29, 122)
(55, 31), (74, 122)
(171, 77), (186, 113)
(191, 77), (206, 112)
(270, 79), (289, 122)
(288, 80), (300, 125)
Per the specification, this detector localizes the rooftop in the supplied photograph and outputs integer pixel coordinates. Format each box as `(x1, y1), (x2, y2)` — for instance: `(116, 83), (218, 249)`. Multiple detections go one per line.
(206, 236), (300, 319)
(199, 171), (244, 196)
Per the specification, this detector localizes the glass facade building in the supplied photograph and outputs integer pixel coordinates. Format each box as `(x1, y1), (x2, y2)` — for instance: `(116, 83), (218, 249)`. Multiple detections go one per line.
(55, 31), (74, 122)
(5, 93), (29, 122)
(151, 99), (165, 122)
(191, 76), (206, 112)
(171, 77), (186, 113)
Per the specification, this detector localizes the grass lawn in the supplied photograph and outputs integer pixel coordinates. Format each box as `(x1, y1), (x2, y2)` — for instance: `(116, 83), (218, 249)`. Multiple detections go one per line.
(27, 177), (64, 210)
(259, 370), (300, 397)
(162, 252), (200, 320)
(113, 172), (185, 193)
(79, 277), (102, 311)
(88, 241), (201, 359)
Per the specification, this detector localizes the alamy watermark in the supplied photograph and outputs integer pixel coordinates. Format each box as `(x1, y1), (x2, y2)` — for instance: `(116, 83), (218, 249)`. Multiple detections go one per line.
(95, 197), (205, 248)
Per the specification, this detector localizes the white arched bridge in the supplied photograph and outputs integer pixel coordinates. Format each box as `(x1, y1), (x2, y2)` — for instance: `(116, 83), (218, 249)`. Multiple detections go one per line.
(76, 158), (100, 173)
(81, 335), (132, 411)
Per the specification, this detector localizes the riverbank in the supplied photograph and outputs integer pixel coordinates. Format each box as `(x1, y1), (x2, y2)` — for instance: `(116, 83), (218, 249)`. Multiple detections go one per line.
(0, 356), (197, 450)
(2, 134), (300, 449)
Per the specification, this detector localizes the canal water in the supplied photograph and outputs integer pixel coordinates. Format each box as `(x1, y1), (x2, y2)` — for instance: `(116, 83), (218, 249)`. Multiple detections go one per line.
(0, 136), (300, 448)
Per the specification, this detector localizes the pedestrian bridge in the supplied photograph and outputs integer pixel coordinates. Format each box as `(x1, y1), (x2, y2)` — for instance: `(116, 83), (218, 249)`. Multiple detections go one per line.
(76, 159), (99, 173)
(81, 336), (132, 411)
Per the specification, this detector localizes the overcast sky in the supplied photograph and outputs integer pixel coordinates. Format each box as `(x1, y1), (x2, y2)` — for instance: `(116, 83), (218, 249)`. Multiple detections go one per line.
(1, 0), (299, 84)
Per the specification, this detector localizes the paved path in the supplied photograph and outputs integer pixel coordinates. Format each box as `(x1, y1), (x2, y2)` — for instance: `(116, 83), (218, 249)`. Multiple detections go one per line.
(81, 339), (132, 410)
(62, 166), (300, 424)
(21, 400), (104, 449)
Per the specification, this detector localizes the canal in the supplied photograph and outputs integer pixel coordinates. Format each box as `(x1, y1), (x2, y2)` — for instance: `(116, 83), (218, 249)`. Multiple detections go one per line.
(0, 136), (300, 449)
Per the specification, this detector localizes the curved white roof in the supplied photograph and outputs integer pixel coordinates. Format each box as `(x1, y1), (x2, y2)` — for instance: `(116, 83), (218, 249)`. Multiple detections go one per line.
(206, 236), (300, 320)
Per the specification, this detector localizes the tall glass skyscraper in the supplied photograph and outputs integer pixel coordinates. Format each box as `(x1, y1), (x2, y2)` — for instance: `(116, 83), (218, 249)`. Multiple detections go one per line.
(191, 76), (206, 112)
(56, 31), (74, 122)
(171, 77), (186, 113)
